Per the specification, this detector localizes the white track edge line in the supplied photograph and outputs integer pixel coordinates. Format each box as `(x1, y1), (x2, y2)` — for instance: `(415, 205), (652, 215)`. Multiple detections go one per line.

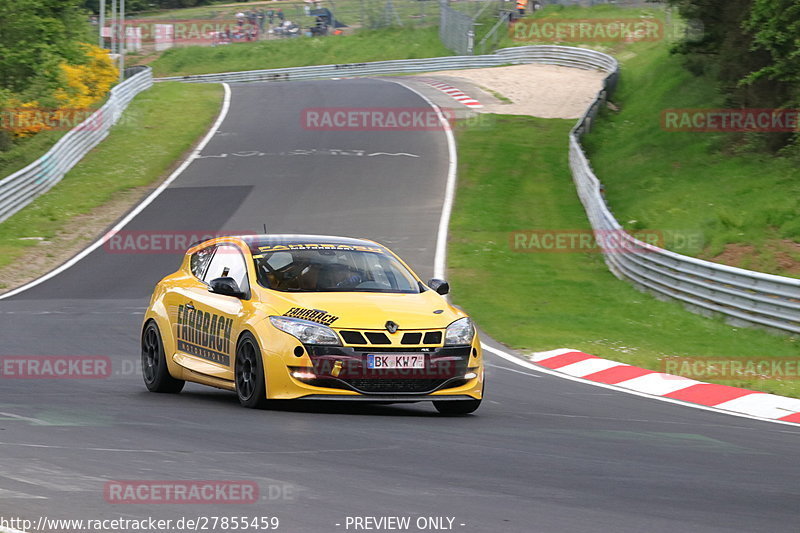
(0, 83), (232, 301)
(1, 527), (29, 533)
(483, 344), (799, 428)
(385, 79), (456, 280)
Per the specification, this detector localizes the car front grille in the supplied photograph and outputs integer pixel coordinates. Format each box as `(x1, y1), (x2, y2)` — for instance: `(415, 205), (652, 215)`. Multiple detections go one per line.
(337, 329), (444, 347)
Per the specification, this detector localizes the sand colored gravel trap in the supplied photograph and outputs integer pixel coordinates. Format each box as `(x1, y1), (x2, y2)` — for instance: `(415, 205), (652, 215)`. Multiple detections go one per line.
(422, 64), (608, 119)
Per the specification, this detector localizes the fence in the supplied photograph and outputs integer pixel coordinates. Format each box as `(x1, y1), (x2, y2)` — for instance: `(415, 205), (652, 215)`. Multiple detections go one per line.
(113, 0), (439, 53)
(439, 2), (477, 55)
(0, 68), (153, 224)
(475, 10), (512, 56)
(439, 0), (509, 55)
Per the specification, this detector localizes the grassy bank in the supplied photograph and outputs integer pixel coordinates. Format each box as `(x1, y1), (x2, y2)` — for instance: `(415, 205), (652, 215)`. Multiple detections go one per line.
(0, 82), (222, 276)
(0, 131), (69, 182)
(496, 3), (672, 54)
(449, 115), (799, 397)
(150, 26), (450, 77)
(580, 24), (799, 276)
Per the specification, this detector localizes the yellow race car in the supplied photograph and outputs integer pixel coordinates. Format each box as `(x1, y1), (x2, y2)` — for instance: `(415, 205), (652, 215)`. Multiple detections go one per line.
(141, 235), (484, 414)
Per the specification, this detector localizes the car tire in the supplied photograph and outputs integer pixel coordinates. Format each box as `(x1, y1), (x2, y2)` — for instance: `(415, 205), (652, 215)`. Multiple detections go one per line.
(141, 321), (185, 393)
(433, 398), (481, 415)
(235, 332), (268, 409)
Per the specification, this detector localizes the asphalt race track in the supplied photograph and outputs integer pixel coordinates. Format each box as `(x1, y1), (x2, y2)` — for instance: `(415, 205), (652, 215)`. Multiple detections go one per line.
(0, 79), (798, 533)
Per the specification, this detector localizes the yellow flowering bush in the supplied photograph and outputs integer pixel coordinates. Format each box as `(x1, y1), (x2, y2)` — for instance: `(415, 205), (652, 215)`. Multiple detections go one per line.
(1, 99), (46, 138)
(54, 44), (119, 109)
(2, 44), (118, 139)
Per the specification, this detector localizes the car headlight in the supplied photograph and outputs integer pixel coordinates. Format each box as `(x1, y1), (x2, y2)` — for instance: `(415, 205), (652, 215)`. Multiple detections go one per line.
(269, 316), (341, 345)
(445, 317), (474, 346)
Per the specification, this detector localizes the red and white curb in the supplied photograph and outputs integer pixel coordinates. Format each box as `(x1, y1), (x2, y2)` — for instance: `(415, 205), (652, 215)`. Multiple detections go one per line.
(528, 348), (800, 424)
(483, 344), (800, 426)
(420, 80), (483, 109)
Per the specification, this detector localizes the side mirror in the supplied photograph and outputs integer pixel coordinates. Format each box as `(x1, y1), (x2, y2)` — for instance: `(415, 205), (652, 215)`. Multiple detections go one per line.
(427, 278), (450, 295)
(209, 277), (245, 298)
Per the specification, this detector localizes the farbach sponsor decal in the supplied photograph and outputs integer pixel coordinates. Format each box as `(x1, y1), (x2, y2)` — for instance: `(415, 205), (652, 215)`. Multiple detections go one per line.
(176, 304), (233, 365)
(283, 307), (339, 326)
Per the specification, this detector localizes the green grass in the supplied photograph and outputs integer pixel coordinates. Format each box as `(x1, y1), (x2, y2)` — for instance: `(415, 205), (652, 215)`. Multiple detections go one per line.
(449, 115), (800, 397)
(0, 82), (222, 271)
(496, 3), (674, 54)
(581, 30), (800, 276)
(150, 26), (451, 77)
(0, 131), (69, 181)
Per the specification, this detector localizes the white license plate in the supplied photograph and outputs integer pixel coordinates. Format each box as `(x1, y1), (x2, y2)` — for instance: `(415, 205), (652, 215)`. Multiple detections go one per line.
(367, 354), (425, 369)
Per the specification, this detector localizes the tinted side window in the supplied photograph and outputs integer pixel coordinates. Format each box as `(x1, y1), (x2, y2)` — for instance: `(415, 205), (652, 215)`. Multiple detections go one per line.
(203, 245), (249, 293)
(190, 246), (215, 279)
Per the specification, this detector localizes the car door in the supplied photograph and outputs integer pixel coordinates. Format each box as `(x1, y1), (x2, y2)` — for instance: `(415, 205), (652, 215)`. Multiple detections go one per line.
(168, 243), (250, 383)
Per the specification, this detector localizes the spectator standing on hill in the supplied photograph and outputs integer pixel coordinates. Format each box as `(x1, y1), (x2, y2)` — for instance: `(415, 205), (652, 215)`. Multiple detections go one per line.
(257, 10), (266, 34)
(278, 8), (285, 22)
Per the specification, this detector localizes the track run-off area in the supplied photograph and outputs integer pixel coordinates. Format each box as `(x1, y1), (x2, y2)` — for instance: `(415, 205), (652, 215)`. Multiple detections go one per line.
(0, 78), (798, 533)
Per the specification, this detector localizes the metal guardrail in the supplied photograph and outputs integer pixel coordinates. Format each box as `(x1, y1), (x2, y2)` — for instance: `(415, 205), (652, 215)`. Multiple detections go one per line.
(565, 53), (800, 335)
(155, 45), (616, 83)
(158, 44), (800, 334)
(0, 68), (153, 224)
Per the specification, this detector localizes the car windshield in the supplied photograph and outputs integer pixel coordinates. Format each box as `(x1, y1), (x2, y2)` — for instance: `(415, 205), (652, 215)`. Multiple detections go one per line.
(253, 247), (422, 293)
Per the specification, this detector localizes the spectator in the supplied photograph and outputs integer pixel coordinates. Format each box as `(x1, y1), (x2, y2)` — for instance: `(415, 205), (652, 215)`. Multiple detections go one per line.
(278, 8), (285, 22)
(257, 10), (266, 33)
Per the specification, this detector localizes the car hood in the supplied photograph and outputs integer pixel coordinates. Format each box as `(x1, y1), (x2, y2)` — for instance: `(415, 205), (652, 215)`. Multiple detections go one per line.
(264, 290), (464, 330)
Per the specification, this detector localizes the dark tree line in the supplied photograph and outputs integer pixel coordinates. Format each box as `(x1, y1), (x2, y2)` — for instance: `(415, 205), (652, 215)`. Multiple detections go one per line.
(668, 0), (800, 153)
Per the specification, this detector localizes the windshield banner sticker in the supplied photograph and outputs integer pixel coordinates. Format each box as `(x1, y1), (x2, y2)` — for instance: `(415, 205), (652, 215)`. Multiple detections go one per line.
(258, 243), (383, 253)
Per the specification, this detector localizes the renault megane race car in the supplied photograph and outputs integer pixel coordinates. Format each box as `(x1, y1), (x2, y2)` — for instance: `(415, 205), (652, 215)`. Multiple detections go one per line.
(141, 235), (484, 414)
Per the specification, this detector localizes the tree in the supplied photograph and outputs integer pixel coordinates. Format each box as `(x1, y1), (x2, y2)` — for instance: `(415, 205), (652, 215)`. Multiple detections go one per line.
(744, 0), (800, 90)
(668, 0), (799, 151)
(0, 0), (92, 97)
